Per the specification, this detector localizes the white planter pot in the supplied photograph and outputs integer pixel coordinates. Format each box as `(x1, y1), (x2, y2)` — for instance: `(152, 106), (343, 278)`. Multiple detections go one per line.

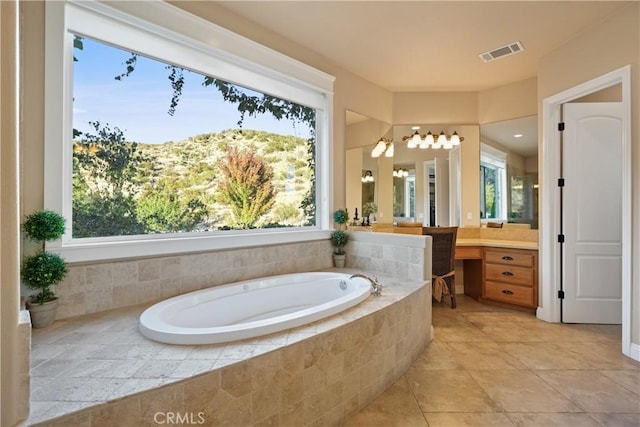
(333, 254), (346, 268)
(26, 298), (59, 329)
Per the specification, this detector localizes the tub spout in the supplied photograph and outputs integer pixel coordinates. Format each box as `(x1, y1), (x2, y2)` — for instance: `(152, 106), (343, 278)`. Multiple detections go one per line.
(350, 273), (382, 296)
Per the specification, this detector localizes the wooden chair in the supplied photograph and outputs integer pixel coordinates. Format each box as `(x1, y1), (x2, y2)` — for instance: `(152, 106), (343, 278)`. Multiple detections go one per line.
(422, 226), (458, 308)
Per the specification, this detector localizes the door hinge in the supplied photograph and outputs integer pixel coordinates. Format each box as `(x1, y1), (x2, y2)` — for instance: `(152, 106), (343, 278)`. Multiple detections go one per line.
(558, 290), (565, 299)
(558, 178), (565, 187)
(558, 122), (565, 131)
(558, 234), (565, 243)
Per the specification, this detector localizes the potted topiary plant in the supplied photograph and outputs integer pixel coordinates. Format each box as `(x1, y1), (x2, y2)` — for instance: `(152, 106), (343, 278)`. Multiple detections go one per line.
(21, 210), (68, 328)
(330, 209), (349, 268)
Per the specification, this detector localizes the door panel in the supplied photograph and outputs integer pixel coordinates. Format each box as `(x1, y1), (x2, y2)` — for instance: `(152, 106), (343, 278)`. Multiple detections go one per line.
(563, 102), (622, 324)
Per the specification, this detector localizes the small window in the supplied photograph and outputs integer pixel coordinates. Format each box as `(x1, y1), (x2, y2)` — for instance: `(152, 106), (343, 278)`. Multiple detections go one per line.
(480, 144), (507, 220)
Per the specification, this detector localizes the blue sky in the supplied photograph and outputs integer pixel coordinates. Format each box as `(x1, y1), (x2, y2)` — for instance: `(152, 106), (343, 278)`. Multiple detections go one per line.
(73, 37), (312, 145)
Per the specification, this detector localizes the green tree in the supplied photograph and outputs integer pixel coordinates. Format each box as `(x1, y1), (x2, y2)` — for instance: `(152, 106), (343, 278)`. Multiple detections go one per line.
(136, 180), (208, 233)
(72, 121), (146, 237)
(216, 147), (277, 229)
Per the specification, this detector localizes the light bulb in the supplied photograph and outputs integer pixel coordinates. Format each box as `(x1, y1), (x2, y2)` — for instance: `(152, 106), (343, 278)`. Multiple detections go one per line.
(425, 131), (435, 146)
(385, 142), (394, 157)
(450, 131), (461, 145)
(371, 139), (386, 157)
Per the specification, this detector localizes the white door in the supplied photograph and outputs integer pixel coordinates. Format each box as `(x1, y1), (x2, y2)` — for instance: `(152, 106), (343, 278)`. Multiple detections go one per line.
(562, 102), (622, 324)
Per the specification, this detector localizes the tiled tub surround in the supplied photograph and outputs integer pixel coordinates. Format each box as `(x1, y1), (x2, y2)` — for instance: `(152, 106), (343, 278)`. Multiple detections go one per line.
(346, 231), (432, 282)
(54, 239), (334, 320)
(28, 273), (431, 426)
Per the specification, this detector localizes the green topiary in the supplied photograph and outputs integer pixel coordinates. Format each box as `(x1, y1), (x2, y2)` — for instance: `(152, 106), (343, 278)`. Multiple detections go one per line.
(330, 229), (348, 255)
(330, 209), (349, 255)
(23, 210), (66, 244)
(22, 252), (68, 304)
(333, 209), (348, 225)
(21, 210), (68, 305)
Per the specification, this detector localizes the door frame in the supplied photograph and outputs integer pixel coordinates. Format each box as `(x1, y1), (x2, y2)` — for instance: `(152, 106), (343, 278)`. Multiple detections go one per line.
(539, 65), (633, 359)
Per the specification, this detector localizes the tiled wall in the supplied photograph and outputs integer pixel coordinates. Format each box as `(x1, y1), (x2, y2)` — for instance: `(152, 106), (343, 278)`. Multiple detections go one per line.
(347, 231), (431, 282)
(55, 240), (333, 319)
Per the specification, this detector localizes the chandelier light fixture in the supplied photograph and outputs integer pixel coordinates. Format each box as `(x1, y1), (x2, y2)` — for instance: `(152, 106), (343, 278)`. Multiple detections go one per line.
(371, 137), (394, 158)
(361, 170), (375, 183)
(402, 127), (463, 150)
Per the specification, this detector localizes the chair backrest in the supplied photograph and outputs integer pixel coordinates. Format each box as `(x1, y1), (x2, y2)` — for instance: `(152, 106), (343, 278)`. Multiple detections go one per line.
(422, 226), (458, 275)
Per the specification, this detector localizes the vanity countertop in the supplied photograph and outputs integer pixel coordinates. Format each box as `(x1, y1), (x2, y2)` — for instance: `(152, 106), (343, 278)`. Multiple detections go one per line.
(456, 238), (538, 251)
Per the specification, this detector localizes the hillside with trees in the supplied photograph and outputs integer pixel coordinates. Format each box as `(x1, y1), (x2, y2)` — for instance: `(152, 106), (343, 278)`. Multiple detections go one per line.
(72, 125), (314, 238)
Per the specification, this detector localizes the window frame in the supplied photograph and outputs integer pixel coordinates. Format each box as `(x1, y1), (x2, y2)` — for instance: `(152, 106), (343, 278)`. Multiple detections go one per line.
(44, 1), (335, 263)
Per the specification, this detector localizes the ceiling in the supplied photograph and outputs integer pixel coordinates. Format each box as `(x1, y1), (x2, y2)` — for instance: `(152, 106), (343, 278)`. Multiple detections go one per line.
(217, 1), (630, 157)
(217, 1), (630, 92)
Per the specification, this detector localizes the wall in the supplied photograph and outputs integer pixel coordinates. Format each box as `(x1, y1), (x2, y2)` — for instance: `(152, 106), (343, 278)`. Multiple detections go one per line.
(478, 77), (537, 124)
(538, 3), (640, 347)
(392, 91), (478, 124)
(1, 1), (31, 425)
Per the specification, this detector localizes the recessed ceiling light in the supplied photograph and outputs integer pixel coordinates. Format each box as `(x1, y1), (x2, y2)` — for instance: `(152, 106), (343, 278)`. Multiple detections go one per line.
(412, 126), (420, 130)
(513, 134), (523, 138)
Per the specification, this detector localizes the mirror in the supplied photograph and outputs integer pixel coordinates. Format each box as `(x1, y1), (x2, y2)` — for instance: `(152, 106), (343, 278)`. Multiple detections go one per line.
(346, 111), (481, 227)
(345, 111), (392, 223)
(480, 115), (538, 229)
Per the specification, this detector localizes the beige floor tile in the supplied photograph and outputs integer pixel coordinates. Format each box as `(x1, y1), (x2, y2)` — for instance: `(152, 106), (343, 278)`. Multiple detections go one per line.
(360, 376), (424, 415)
(344, 376), (428, 426)
(407, 370), (501, 413)
(599, 369), (640, 395)
(343, 410), (428, 427)
(408, 341), (465, 371)
(556, 341), (640, 370)
(536, 370), (640, 413)
(447, 342), (528, 370)
(468, 370), (580, 412)
(587, 412), (640, 426)
(470, 322), (547, 343)
(506, 412), (601, 426)
(500, 342), (596, 370)
(424, 412), (515, 426)
(433, 324), (493, 343)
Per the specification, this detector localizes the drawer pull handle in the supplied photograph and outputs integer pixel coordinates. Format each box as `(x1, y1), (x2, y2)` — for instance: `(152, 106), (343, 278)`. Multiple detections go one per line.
(502, 256), (514, 261)
(502, 289), (514, 295)
(501, 271), (514, 277)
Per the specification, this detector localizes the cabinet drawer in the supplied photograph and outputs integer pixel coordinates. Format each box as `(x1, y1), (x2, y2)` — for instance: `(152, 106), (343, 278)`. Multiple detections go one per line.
(485, 281), (534, 306)
(485, 263), (534, 286)
(485, 250), (534, 267)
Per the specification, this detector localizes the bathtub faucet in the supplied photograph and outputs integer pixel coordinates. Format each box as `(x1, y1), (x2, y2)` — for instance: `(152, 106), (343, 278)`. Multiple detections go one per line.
(350, 273), (382, 296)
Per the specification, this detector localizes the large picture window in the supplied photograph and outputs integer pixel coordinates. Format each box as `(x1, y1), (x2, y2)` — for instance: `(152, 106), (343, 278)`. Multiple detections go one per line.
(45, 1), (334, 262)
(72, 36), (316, 238)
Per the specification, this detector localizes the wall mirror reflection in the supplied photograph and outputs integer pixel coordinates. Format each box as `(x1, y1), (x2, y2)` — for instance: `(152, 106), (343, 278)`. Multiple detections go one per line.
(479, 115), (538, 229)
(345, 110), (392, 224)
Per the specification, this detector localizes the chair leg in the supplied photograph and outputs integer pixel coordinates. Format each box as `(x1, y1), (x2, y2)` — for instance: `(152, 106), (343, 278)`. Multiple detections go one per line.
(449, 277), (456, 309)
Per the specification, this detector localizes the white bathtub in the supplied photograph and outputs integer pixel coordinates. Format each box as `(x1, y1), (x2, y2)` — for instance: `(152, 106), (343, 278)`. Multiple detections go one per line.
(138, 272), (373, 345)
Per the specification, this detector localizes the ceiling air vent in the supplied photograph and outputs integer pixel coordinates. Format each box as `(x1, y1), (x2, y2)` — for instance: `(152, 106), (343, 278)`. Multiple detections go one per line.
(479, 41), (524, 63)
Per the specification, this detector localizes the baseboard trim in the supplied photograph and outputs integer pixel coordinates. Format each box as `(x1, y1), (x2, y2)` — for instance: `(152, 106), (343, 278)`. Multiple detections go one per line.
(629, 343), (640, 362)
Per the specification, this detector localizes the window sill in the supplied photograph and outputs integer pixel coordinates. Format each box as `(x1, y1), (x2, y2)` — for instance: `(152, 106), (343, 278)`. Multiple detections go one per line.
(51, 229), (331, 264)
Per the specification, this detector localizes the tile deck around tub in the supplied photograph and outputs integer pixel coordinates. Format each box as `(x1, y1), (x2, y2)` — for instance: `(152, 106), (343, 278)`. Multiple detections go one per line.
(27, 271), (426, 425)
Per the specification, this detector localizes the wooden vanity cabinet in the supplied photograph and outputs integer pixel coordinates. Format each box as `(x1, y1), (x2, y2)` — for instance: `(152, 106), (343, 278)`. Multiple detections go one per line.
(481, 248), (538, 311)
